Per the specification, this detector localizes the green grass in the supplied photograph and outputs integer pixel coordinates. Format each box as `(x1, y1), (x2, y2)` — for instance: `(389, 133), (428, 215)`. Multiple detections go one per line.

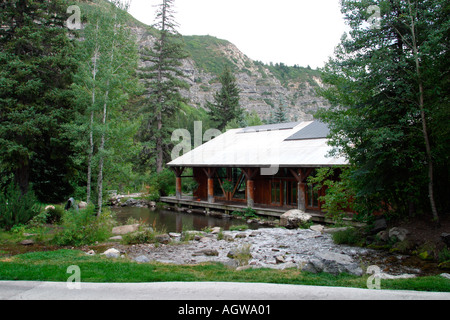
(1, 249), (449, 292)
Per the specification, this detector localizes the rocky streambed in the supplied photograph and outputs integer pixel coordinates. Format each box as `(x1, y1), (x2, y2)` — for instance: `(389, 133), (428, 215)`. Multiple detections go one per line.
(102, 227), (443, 278)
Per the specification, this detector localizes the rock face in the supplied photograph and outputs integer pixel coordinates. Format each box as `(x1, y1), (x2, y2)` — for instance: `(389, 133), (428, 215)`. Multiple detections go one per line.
(131, 27), (330, 123)
(280, 210), (312, 229)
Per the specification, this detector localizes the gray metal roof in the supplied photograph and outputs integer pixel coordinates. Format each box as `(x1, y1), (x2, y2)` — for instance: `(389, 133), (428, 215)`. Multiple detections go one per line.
(239, 121), (302, 133)
(168, 121), (347, 168)
(285, 121), (330, 141)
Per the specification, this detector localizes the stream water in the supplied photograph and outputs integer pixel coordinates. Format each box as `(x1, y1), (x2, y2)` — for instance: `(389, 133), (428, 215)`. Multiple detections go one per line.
(111, 206), (263, 233)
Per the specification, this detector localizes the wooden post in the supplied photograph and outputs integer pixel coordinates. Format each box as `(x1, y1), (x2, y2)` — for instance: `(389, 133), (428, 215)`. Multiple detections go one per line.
(172, 167), (185, 200)
(207, 177), (214, 204)
(290, 168), (312, 212)
(242, 168), (257, 208)
(247, 179), (255, 208)
(298, 182), (306, 211)
(176, 176), (182, 200)
(202, 168), (217, 204)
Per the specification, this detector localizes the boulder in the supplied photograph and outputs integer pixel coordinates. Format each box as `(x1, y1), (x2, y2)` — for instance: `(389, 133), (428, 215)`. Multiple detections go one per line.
(370, 217), (387, 234)
(20, 239), (34, 246)
(134, 255), (150, 263)
(310, 225), (324, 233)
(302, 251), (363, 276)
(389, 227), (409, 242)
(78, 201), (88, 209)
(280, 209), (312, 229)
(112, 224), (140, 235)
(103, 248), (120, 259)
(155, 234), (171, 244)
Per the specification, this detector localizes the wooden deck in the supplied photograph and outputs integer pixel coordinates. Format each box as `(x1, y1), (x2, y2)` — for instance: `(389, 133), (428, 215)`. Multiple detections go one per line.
(160, 196), (333, 224)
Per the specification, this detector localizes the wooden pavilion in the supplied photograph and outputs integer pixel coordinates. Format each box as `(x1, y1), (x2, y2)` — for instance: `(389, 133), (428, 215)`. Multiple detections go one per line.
(166, 121), (348, 216)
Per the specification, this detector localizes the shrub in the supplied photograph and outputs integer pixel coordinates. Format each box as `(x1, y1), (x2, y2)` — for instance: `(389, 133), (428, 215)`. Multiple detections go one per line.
(149, 169), (176, 197)
(0, 181), (41, 231)
(122, 229), (155, 245)
(52, 204), (115, 246)
(331, 227), (364, 246)
(233, 244), (252, 266)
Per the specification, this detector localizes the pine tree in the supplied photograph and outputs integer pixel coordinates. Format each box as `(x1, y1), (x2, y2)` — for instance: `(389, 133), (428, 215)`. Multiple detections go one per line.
(0, 0), (78, 199)
(207, 66), (242, 131)
(317, 0), (449, 221)
(271, 97), (288, 124)
(138, 0), (189, 173)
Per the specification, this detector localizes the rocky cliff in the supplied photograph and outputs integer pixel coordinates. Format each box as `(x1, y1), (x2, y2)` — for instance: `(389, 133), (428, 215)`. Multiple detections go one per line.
(132, 26), (330, 123)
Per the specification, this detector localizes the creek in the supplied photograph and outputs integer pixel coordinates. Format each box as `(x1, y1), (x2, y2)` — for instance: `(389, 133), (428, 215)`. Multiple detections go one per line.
(111, 206), (263, 233)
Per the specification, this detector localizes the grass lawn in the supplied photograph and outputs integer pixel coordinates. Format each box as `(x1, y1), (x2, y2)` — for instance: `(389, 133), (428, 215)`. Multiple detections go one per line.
(0, 249), (449, 293)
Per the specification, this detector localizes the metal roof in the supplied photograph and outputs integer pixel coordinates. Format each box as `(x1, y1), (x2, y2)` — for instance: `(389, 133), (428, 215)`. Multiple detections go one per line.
(285, 120), (330, 141)
(239, 121), (302, 133)
(168, 121), (348, 168)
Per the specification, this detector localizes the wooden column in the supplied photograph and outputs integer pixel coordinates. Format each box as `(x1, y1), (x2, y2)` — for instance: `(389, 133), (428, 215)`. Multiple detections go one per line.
(172, 167), (185, 200)
(289, 168), (313, 212)
(242, 168), (258, 208)
(202, 168), (216, 204)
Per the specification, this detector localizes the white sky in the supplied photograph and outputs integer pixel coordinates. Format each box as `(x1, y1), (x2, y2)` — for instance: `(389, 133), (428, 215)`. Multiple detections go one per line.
(128, 0), (349, 69)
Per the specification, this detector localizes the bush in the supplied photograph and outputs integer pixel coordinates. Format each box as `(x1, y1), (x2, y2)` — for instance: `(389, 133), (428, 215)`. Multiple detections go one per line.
(0, 181), (41, 231)
(149, 169), (176, 197)
(331, 227), (364, 246)
(52, 204), (115, 246)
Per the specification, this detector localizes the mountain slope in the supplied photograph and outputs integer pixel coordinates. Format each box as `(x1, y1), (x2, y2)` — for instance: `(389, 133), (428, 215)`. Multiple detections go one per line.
(79, 0), (330, 122)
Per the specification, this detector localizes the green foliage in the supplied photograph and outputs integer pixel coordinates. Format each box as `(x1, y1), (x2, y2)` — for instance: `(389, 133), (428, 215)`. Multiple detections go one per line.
(122, 229), (155, 245)
(207, 66), (243, 131)
(0, 0), (79, 201)
(52, 204), (115, 246)
(232, 244), (252, 266)
(317, 0), (450, 217)
(0, 181), (41, 231)
(331, 228), (365, 246)
(184, 35), (237, 76)
(149, 169), (176, 197)
(308, 167), (364, 223)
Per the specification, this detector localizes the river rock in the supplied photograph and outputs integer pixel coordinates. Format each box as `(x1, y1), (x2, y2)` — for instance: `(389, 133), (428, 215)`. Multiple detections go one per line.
(155, 234), (171, 244)
(370, 217), (387, 234)
(302, 251), (363, 276)
(103, 248), (120, 258)
(310, 225), (324, 233)
(280, 209), (312, 229)
(112, 224), (140, 235)
(440, 273), (450, 280)
(134, 255), (150, 263)
(193, 249), (219, 257)
(389, 227), (409, 242)
(20, 239), (34, 246)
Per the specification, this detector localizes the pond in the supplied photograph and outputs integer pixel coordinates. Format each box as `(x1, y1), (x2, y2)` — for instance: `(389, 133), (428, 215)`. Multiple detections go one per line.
(111, 206), (264, 233)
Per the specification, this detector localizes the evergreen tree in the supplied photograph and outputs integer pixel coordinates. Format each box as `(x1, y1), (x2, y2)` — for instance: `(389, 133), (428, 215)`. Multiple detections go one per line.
(207, 66), (242, 131)
(137, 0), (189, 173)
(270, 97), (288, 124)
(0, 0), (78, 200)
(317, 0), (449, 221)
